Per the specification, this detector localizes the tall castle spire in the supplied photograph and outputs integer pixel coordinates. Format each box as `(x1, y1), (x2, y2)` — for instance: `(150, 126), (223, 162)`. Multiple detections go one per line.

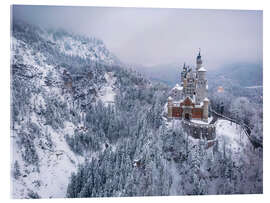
(183, 62), (186, 70)
(196, 48), (202, 71)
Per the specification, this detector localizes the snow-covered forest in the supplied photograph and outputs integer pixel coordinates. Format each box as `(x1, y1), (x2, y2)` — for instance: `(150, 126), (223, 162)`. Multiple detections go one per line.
(11, 21), (263, 199)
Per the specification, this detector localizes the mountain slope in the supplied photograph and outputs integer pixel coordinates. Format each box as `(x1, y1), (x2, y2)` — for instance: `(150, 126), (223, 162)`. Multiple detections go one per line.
(12, 21), (120, 67)
(11, 21), (150, 198)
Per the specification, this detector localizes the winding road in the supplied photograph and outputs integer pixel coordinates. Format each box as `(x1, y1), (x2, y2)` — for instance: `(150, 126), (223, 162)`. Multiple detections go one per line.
(210, 109), (262, 148)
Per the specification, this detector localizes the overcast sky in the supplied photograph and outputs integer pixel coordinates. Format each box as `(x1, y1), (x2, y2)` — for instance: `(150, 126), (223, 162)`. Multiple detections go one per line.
(12, 5), (262, 69)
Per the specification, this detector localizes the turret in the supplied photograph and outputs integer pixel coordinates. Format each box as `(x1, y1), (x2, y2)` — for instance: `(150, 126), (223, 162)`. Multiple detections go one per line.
(183, 62), (186, 71)
(181, 63), (187, 83)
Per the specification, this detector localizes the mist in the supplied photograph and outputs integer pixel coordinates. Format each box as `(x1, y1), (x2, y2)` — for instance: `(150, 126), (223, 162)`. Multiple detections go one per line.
(12, 5), (262, 69)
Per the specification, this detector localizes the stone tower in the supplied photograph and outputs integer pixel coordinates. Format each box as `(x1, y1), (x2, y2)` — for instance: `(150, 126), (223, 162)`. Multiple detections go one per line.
(195, 51), (207, 104)
(196, 67), (207, 104)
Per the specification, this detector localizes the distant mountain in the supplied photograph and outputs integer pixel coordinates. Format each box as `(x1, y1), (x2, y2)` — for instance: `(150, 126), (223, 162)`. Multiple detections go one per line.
(128, 63), (181, 87)
(130, 62), (263, 89)
(208, 63), (263, 87)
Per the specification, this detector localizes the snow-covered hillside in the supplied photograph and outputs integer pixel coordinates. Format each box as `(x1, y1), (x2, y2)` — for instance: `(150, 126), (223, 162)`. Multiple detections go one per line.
(13, 21), (119, 66)
(11, 22), (120, 199)
(164, 118), (262, 195)
(216, 120), (251, 158)
(11, 122), (82, 198)
(168, 118), (254, 163)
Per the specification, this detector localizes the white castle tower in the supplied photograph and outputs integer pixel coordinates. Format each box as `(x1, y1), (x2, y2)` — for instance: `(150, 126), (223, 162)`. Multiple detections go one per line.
(195, 50), (208, 105)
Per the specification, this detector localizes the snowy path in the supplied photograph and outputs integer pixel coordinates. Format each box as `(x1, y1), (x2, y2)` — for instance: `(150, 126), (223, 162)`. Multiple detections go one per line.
(211, 110), (262, 148)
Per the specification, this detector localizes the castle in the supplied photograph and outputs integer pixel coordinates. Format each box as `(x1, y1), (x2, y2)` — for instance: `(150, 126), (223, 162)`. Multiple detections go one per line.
(167, 50), (210, 122)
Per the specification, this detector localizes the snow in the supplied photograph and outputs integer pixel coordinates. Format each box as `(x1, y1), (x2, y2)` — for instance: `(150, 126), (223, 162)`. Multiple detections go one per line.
(11, 36), (87, 198)
(64, 121), (76, 136)
(98, 72), (116, 106)
(169, 119), (182, 130)
(216, 119), (250, 149)
(203, 97), (209, 102)
(49, 34), (116, 65)
(165, 117), (253, 158)
(163, 117), (261, 194)
(190, 116), (213, 125)
(172, 83), (183, 91)
(11, 118), (85, 198)
(198, 67), (206, 72)
(11, 32), (122, 198)
(194, 102), (203, 108)
(215, 119), (252, 166)
(36, 125), (84, 198)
